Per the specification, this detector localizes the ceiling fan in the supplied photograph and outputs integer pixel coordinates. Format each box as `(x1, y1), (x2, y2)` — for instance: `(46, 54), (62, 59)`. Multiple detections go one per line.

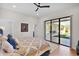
(33, 3), (50, 12)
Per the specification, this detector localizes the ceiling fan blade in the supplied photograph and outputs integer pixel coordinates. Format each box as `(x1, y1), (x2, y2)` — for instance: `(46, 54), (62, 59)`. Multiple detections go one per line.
(33, 3), (40, 7)
(35, 8), (39, 12)
(40, 6), (50, 8)
(33, 3), (50, 12)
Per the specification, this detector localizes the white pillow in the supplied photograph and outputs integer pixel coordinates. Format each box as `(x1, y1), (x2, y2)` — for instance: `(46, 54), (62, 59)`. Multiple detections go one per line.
(2, 40), (14, 53)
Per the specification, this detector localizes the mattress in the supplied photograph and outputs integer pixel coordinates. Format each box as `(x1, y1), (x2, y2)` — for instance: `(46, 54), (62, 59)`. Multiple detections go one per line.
(0, 38), (50, 56)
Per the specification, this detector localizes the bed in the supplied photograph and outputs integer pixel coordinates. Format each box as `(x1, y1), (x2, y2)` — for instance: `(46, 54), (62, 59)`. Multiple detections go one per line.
(0, 38), (50, 56)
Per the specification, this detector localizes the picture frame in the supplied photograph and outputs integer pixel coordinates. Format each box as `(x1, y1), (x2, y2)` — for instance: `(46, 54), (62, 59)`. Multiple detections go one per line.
(21, 23), (28, 32)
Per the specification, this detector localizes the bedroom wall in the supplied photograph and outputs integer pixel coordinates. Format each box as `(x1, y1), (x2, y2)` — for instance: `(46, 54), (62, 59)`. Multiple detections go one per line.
(0, 8), (38, 38)
(0, 19), (12, 36)
(13, 17), (37, 38)
(36, 7), (79, 50)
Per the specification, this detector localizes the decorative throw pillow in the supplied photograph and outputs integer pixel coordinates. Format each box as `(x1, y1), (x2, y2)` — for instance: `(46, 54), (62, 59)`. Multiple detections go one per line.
(7, 38), (17, 49)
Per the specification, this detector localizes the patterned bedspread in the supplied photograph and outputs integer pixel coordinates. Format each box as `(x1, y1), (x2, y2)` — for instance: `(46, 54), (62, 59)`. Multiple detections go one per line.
(0, 38), (50, 56)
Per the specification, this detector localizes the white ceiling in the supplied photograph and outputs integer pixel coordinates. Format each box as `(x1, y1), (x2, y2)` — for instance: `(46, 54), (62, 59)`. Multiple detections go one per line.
(0, 3), (79, 18)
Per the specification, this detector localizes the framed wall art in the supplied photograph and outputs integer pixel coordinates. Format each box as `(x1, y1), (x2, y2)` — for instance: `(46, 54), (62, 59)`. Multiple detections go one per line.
(21, 23), (28, 32)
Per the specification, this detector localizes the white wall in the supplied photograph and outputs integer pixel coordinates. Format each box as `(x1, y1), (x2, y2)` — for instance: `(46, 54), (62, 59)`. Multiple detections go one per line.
(0, 8), (38, 38)
(36, 7), (79, 49)
(0, 19), (12, 36)
(13, 18), (37, 38)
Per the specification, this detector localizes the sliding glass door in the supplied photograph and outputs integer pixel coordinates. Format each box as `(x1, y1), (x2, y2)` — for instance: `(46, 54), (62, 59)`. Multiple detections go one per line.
(60, 17), (71, 46)
(44, 16), (71, 47)
(52, 19), (59, 43)
(45, 21), (51, 41)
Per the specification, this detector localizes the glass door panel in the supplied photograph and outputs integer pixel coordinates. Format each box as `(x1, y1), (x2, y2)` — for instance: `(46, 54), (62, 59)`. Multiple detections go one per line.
(52, 19), (59, 43)
(60, 17), (71, 46)
(45, 21), (51, 41)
